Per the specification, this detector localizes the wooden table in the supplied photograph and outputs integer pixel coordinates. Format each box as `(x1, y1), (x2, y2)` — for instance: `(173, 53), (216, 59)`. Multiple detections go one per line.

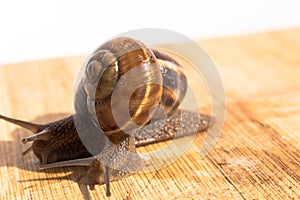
(0, 28), (299, 199)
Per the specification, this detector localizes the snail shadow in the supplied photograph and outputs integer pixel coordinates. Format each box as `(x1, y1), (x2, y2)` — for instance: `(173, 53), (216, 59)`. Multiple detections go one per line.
(0, 112), (93, 200)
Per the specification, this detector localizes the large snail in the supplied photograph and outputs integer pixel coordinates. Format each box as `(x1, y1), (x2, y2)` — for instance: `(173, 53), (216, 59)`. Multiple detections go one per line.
(0, 37), (211, 197)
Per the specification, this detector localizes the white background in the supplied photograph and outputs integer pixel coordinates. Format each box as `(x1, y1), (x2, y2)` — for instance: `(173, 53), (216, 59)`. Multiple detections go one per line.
(0, 0), (300, 65)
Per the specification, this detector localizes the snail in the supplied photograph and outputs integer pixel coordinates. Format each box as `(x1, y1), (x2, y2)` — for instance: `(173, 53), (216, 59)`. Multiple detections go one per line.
(0, 37), (211, 197)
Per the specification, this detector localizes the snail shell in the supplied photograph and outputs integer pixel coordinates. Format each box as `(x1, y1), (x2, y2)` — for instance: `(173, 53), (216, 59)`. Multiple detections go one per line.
(75, 37), (187, 135)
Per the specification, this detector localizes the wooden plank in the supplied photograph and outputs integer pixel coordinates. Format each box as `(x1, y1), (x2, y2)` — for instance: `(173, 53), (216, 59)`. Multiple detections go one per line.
(0, 28), (300, 199)
(199, 28), (300, 199)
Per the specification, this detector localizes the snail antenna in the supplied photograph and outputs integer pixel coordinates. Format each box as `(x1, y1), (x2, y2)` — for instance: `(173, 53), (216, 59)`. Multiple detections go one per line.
(22, 129), (52, 143)
(103, 165), (111, 197)
(39, 157), (94, 169)
(0, 114), (42, 133)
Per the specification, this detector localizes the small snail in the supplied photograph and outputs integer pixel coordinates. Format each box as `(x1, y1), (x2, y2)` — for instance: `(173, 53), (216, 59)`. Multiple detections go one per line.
(0, 37), (211, 197)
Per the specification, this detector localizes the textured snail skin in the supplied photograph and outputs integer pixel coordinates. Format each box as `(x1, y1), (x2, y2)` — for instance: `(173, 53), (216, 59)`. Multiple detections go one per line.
(0, 37), (211, 196)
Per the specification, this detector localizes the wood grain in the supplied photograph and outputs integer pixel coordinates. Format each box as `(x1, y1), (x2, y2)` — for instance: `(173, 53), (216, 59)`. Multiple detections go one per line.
(0, 28), (300, 199)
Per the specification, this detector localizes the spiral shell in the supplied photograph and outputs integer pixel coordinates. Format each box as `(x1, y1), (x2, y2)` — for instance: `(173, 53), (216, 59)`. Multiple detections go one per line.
(75, 37), (187, 135)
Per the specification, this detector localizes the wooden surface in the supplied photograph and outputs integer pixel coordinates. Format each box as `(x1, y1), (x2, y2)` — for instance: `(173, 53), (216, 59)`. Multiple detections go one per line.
(1, 28), (300, 199)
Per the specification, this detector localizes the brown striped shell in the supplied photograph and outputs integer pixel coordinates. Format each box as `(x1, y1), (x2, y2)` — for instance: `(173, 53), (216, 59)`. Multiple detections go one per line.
(75, 37), (187, 135)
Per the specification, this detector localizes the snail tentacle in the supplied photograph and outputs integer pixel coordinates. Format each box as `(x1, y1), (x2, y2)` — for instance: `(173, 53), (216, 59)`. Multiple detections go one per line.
(22, 129), (52, 143)
(39, 157), (94, 169)
(0, 114), (43, 133)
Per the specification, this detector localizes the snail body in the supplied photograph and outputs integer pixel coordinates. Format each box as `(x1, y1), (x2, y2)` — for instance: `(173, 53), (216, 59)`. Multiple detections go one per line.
(0, 37), (210, 196)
